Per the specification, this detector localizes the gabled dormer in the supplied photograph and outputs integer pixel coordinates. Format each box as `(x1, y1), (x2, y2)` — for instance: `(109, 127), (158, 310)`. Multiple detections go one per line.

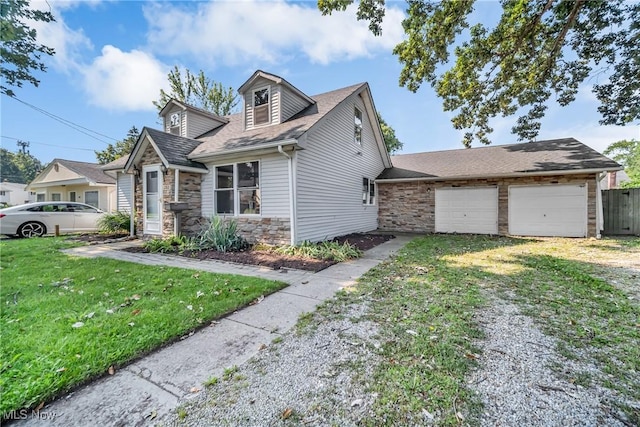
(159, 99), (228, 139)
(238, 70), (315, 131)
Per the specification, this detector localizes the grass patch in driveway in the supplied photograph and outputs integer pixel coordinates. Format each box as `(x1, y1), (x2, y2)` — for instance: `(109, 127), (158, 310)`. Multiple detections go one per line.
(0, 237), (286, 416)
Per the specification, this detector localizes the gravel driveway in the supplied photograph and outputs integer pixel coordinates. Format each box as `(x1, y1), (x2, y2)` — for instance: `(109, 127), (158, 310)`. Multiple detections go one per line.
(170, 237), (639, 426)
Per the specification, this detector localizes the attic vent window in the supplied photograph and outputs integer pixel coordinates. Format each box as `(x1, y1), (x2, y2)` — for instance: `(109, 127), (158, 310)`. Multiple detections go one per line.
(253, 87), (270, 125)
(170, 112), (181, 135)
(354, 107), (363, 145)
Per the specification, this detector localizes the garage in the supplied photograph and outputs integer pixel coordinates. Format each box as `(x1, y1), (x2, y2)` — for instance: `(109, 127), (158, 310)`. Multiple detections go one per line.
(435, 187), (498, 234)
(509, 184), (587, 237)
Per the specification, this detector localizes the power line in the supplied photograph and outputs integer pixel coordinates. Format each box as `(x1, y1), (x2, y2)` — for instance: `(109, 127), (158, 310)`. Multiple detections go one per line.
(5, 95), (119, 145)
(1, 135), (97, 152)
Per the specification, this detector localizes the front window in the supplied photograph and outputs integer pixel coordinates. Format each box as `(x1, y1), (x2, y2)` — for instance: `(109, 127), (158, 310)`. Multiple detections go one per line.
(51, 193), (61, 201)
(215, 161), (260, 215)
(253, 87), (270, 125)
(354, 107), (363, 145)
(362, 177), (375, 205)
(36, 193), (45, 202)
(85, 191), (99, 208)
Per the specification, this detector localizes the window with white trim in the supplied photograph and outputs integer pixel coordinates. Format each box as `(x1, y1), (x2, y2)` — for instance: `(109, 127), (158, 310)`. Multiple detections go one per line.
(253, 87), (270, 125)
(85, 190), (99, 208)
(51, 193), (61, 201)
(354, 107), (363, 145)
(215, 161), (260, 215)
(36, 193), (45, 202)
(362, 177), (375, 205)
(169, 112), (181, 135)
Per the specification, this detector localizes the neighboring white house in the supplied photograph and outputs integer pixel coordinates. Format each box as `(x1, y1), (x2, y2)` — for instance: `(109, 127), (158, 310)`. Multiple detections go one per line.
(112, 69), (621, 242)
(0, 181), (34, 206)
(28, 159), (117, 212)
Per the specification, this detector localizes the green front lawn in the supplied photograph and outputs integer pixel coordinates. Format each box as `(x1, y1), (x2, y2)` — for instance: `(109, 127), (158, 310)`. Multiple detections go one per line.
(308, 235), (640, 425)
(0, 237), (286, 416)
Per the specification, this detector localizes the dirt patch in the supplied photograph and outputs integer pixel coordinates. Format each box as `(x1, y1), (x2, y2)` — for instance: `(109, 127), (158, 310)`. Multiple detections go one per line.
(69, 233), (130, 243)
(120, 233), (395, 272)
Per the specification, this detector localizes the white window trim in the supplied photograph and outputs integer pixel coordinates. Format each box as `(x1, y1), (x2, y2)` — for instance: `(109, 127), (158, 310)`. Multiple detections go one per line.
(362, 177), (376, 205)
(214, 161), (261, 216)
(51, 192), (62, 201)
(36, 192), (45, 202)
(169, 111), (181, 135)
(252, 86), (271, 126)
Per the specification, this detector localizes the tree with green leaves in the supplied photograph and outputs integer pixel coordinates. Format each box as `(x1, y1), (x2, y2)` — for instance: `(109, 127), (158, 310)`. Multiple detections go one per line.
(95, 126), (140, 165)
(0, 147), (43, 183)
(319, 0), (639, 147)
(378, 112), (403, 153)
(0, 0), (55, 97)
(604, 139), (640, 188)
(153, 66), (239, 116)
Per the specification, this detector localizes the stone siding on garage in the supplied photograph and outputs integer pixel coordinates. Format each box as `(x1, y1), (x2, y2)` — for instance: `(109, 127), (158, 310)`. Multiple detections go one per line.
(378, 173), (598, 237)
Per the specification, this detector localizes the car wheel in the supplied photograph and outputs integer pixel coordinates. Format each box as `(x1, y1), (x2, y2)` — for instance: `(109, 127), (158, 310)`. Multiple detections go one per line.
(18, 222), (46, 238)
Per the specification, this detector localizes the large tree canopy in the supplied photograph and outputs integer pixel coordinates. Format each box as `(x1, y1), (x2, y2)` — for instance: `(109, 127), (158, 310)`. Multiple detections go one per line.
(319, 0), (639, 147)
(0, 0), (55, 97)
(0, 146), (43, 183)
(604, 139), (640, 188)
(95, 126), (140, 165)
(378, 112), (403, 153)
(153, 66), (239, 116)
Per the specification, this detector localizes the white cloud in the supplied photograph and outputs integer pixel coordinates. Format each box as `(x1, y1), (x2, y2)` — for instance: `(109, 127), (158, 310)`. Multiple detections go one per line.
(142, 0), (405, 66)
(540, 124), (640, 154)
(81, 45), (169, 111)
(29, 1), (93, 72)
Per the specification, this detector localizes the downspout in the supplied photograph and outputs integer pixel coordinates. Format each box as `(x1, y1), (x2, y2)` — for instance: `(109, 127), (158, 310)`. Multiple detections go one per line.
(278, 145), (296, 245)
(174, 168), (180, 235)
(596, 172), (607, 239)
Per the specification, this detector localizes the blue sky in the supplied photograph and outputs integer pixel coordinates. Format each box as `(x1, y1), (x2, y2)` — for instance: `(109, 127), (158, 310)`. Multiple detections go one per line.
(1, 0), (638, 165)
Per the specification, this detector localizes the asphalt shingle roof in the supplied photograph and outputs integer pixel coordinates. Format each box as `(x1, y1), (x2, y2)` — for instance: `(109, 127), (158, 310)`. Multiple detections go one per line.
(378, 138), (622, 180)
(189, 83), (365, 157)
(144, 128), (207, 170)
(54, 159), (116, 184)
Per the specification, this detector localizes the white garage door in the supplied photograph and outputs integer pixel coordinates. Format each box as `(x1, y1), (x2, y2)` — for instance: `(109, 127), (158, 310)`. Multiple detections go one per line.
(509, 184), (587, 237)
(435, 187), (498, 234)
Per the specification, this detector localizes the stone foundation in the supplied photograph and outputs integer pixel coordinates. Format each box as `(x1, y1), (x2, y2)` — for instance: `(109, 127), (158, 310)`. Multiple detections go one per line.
(378, 174), (599, 237)
(218, 216), (291, 245)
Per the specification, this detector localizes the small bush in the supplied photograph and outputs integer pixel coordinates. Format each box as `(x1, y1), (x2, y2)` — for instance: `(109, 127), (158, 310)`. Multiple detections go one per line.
(196, 216), (247, 252)
(97, 211), (132, 234)
(143, 235), (194, 253)
(275, 240), (362, 262)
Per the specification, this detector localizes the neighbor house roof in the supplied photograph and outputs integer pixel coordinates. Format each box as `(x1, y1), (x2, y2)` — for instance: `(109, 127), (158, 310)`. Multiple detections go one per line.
(143, 127), (207, 170)
(101, 155), (129, 171)
(54, 159), (116, 184)
(378, 138), (622, 181)
(189, 83), (365, 159)
(0, 182), (28, 192)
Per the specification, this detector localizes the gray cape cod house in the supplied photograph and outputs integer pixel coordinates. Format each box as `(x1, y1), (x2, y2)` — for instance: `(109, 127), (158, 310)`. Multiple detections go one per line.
(107, 70), (621, 243)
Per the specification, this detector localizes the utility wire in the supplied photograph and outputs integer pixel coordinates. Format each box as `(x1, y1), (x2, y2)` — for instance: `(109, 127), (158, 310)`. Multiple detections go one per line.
(5, 95), (118, 145)
(1, 135), (97, 152)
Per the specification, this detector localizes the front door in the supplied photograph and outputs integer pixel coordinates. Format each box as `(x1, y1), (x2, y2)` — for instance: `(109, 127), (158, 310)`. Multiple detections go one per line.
(143, 165), (162, 234)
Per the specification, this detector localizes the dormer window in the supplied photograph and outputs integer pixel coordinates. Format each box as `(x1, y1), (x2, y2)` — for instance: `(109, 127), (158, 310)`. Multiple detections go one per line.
(354, 107), (363, 145)
(253, 87), (270, 125)
(170, 112), (181, 135)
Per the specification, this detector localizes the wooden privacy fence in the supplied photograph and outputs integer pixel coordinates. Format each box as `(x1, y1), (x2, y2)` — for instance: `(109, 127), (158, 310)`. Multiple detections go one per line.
(602, 188), (640, 235)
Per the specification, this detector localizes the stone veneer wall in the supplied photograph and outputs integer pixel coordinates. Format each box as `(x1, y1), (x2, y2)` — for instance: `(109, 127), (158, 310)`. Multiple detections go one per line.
(215, 216), (291, 246)
(177, 172), (202, 235)
(378, 173), (598, 237)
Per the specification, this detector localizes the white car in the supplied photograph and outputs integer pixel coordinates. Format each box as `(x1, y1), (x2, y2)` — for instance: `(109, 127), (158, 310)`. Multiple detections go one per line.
(0, 202), (106, 238)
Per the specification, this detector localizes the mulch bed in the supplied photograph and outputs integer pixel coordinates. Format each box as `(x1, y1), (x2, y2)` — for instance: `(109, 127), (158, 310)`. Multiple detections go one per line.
(119, 233), (395, 272)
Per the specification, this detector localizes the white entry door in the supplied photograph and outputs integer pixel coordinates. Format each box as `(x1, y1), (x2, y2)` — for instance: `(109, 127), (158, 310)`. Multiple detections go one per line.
(509, 184), (587, 237)
(143, 165), (162, 234)
(435, 187), (499, 234)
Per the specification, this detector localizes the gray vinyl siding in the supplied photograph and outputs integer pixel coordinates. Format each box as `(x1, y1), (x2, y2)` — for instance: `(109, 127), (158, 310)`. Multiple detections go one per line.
(201, 154), (289, 218)
(116, 172), (133, 212)
(281, 86), (310, 122)
(186, 111), (220, 139)
(201, 165), (214, 218)
(295, 94), (385, 243)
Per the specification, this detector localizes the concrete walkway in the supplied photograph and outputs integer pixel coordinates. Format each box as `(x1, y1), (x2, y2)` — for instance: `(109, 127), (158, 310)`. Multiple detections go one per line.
(16, 236), (412, 426)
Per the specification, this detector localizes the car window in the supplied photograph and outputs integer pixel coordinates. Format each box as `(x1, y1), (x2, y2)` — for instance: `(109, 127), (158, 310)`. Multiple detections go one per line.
(71, 204), (99, 213)
(25, 206), (43, 212)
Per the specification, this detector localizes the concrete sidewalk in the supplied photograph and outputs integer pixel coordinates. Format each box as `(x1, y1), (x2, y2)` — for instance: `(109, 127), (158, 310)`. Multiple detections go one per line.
(14, 236), (412, 426)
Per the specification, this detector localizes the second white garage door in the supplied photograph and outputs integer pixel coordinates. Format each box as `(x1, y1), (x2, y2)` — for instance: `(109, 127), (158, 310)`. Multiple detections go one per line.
(435, 187), (498, 234)
(509, 184), (587, 237)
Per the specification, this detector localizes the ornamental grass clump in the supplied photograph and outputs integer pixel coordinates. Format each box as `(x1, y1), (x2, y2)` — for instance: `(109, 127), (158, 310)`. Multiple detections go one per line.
(97, 210), (132, 234)
(196, 216), (247, 252)
(275, 240), (362, 262)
